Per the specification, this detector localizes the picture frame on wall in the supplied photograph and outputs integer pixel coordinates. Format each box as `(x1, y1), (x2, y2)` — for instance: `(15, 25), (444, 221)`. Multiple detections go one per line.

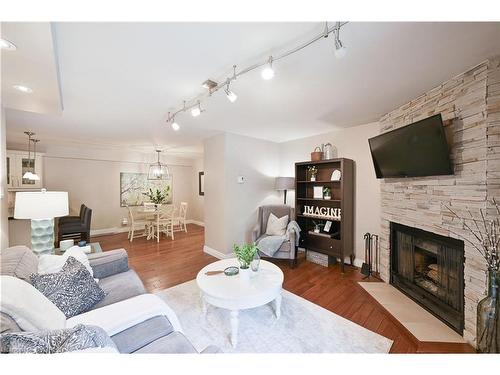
(313, 186), (323, 199)
(199, 171), (205, 196)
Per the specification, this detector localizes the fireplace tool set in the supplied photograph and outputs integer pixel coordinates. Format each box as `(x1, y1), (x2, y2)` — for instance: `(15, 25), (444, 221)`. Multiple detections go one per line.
(362, 233), (379, 279)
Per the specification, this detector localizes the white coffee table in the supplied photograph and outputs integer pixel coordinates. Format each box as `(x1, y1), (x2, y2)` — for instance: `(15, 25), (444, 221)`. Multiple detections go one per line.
(196, 258), (284, 348)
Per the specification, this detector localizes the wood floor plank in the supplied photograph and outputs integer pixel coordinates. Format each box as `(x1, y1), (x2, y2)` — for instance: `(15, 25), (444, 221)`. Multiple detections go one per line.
(93, 225), (474, 354)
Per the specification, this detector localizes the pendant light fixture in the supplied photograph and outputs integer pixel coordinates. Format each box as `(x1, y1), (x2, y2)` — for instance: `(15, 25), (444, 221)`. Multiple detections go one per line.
(22, 131), (35, 180)
(261, 56), (275, 80)
(148, 149), (170, 180)
(30, 139), (40, 181)
(333, 22), (347, 58)
(224, 79), (237, 103)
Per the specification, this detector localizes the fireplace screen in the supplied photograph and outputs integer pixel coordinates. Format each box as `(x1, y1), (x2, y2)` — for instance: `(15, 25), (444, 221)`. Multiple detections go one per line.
(391, 223), (464, 333)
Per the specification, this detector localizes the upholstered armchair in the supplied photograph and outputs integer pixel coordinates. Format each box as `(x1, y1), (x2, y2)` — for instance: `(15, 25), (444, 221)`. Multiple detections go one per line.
(251, 205), (297, 267)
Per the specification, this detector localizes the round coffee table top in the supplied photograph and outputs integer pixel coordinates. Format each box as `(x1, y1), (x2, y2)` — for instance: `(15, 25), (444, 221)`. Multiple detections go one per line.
(196, 258), (284, 310)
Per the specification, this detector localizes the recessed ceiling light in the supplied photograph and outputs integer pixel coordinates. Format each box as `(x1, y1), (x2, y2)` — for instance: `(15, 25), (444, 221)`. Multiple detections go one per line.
(13, 85), (33, 94)
(0, 38), (17, 51)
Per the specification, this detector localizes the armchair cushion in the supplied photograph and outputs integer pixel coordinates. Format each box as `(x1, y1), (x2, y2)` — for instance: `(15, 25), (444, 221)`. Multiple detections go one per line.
(91, 269), (145, 310)
(265, 213), (289, 236)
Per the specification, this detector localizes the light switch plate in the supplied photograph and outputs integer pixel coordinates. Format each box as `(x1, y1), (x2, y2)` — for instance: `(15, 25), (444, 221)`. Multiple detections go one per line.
(237, 176), (245, 184)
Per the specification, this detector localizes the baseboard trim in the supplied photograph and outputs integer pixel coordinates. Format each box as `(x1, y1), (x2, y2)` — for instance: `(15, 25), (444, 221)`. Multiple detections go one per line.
(187, 220), (205, 227)
(203, 245), (232, 259)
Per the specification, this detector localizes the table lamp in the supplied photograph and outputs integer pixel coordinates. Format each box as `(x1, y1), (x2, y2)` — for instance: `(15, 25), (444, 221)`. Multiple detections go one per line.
(14, 189), (69, 254)
(275, 177), (295, 205)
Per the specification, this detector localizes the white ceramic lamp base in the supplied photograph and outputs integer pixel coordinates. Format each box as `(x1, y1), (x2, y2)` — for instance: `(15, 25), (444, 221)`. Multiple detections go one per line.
(31, 218), (55, 255)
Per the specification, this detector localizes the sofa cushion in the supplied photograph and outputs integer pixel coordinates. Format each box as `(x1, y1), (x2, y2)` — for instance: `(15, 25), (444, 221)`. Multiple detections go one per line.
(134, 331), (198, 353)
(0, 324), (116, 354)
(30, 257), (105, 318)
(0, 275), (66, 332)
(91, 269), (145, 310)
(38, 247), (94, 278)
(111, 316), (174, 353)
(87, 249), (129, 279)
(0, 246), (38, 283)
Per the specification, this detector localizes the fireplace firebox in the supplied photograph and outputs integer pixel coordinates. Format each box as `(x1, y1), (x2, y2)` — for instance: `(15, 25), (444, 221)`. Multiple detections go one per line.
(390, 222), (464, 334)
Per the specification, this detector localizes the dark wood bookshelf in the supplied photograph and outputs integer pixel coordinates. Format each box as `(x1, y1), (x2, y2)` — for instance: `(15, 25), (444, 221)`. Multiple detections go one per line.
(295, 158), (354, 272)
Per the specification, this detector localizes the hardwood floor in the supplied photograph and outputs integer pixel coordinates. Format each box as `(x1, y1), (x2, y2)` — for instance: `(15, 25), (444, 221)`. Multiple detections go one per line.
(94, 224), (475, 354)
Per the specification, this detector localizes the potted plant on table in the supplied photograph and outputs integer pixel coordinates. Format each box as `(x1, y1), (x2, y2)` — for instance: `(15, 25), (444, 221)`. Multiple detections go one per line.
(233, 243), (259, 280)
(142, 188), (167, 207)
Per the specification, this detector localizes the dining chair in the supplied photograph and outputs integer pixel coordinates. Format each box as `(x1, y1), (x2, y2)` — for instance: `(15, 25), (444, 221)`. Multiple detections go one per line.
(160, 205), (176, 240)
(173, 202), (188, 233)
(126, 205), (150, 242)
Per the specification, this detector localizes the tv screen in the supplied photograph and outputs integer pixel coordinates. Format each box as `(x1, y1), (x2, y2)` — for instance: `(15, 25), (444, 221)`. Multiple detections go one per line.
(368, 114), (453, 178)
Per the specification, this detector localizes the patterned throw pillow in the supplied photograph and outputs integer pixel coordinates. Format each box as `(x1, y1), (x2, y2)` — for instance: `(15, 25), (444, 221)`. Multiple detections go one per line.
(30, 257), (106, 318)
(0, 324), (117, 353)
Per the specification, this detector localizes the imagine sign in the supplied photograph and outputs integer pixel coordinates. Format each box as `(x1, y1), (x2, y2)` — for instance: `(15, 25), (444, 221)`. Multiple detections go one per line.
(303, 205), (341, 220)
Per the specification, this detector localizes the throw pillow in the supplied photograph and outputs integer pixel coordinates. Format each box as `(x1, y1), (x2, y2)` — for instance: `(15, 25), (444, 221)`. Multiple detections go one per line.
(0, 275), (67, 332)
(0, 324), (117, 354)
(30, 257), (105, 318)
(265, 213), (289, 236)
(38, 246), (94, 277)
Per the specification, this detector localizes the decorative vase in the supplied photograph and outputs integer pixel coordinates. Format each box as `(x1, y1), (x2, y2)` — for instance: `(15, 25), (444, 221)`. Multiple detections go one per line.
(251, 252), (260, 272)
(239, 267), (251, 282)
(476, 270), (500, 353)
(324, 195), (331, 200)
(311, 176), (316, 182)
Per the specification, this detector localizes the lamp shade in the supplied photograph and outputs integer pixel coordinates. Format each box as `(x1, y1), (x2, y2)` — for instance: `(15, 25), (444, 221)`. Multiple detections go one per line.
(14, 190), (69, 220)
(275, 177), (295, 191)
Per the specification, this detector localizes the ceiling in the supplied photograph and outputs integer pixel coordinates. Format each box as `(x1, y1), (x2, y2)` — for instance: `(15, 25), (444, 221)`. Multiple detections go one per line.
(1, 22), (62, 115)
(3, 22), (500, 156)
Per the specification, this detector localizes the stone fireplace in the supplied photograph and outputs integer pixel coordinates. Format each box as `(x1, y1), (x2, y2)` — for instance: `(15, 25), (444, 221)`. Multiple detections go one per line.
(378, 56), (500, 345)
(390, 222), (464, 334)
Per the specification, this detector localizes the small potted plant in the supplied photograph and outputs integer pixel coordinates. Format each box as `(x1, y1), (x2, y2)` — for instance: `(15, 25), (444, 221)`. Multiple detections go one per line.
(142, 188), (167, 207)
(323, 187), (332, 200)
(312, 220), (324, 233)
(307, 166), (318, 181)
(233, 243), (258, 281)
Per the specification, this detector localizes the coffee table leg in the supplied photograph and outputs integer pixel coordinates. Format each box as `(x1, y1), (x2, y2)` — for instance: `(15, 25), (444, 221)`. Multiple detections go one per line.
(230, 310), (239, 348)
(275, 293), (282, 319)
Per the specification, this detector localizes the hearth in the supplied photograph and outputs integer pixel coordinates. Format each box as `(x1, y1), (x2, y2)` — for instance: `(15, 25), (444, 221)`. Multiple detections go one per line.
(390, 222), (464, 334)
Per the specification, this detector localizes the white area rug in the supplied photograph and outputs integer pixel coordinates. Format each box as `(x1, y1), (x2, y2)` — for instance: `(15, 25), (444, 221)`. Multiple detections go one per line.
(155, 280), (393, 353)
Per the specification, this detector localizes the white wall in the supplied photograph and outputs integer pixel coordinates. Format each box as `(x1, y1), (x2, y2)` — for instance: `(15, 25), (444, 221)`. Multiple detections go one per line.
(203, 134), (227, 254)
(279, 122), (381, 265)
(203, 133), (281, 256)
(0, 107), (9, 249)
(224, 133), (280, 249)
(191, 156), (204, 223)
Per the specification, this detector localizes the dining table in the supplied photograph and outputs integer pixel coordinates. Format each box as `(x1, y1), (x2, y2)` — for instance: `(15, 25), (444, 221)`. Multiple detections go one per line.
(137, 204), (175, 243)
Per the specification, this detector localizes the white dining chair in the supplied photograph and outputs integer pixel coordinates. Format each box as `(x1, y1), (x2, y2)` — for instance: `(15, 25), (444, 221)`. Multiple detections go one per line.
(173, 202), (188, 233)
(126, 205), (150, 242)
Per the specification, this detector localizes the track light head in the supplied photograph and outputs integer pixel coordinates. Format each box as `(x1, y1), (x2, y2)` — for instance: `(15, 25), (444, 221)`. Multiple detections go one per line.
(191, 101), (202, 117)
(333, 23), (347, 58)
(171, 121), (180, 131)
(261, 56), (275, 80)
(224, 81), (237, 103)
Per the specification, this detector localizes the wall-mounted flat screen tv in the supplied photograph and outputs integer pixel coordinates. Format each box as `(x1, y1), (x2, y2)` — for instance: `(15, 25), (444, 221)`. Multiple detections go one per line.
(368, 114), (453, 179)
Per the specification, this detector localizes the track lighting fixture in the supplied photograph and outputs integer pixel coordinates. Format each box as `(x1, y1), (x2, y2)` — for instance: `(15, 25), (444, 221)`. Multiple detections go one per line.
(191, 101), (202, 117)
(261, 56), (275, 80)
(165, 22), (348, 128)
(224, 80), (237, 103)
(333, 22), (347, 58)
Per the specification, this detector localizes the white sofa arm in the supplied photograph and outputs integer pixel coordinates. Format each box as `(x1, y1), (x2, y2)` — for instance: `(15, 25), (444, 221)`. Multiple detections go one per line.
(66, 294), (182, 336)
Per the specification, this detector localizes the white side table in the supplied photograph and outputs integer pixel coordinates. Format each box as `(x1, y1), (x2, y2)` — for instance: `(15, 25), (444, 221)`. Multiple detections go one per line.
(196, 258), (284, 348)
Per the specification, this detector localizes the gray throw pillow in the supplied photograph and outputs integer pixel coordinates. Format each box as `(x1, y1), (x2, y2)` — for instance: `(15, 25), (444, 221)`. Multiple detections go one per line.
(30, 256), (105, 318)
(0, 324), (116, 353)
